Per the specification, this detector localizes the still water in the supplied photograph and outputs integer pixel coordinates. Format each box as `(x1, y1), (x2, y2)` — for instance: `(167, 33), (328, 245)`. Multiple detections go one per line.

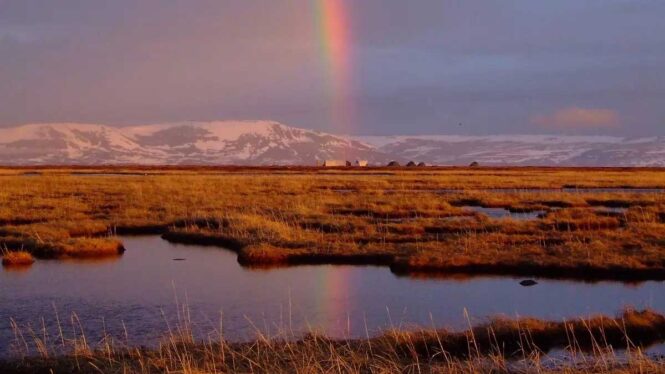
(462, 206), (545, 220)
(1, 236), (663, 356)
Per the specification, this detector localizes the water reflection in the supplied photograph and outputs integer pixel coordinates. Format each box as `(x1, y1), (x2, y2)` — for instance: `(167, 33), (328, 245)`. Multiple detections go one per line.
(462, 206), (545, 220)
(70, 172), (149, 177)
(21, 172), (42, 177)
(1, 236), (663, 357)
(58, 256), (124, 266)
(595, 207), (628, 214)
(1, 264), (33, 274)
(381, 188), (665, 194)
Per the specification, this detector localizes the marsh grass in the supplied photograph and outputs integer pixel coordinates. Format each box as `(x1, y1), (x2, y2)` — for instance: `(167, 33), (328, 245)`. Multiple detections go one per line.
(0, 167), (663, 280)
(1, 250), (35, 267)
(2, 307), (664, 373)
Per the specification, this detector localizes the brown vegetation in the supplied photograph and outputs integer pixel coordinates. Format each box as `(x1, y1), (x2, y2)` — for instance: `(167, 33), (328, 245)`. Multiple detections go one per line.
(1, 309), (664, 373)
(0, 167), (663, 279)
(1, 251), (35, 267)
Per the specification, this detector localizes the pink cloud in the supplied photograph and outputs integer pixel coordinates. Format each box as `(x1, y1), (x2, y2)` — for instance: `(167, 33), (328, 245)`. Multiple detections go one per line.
(532, 107), (620, 129)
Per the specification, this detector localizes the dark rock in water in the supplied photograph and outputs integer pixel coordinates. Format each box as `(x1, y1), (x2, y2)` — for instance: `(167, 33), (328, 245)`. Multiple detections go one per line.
(519, 279), (538, 287)
(172, 258), (186, 261)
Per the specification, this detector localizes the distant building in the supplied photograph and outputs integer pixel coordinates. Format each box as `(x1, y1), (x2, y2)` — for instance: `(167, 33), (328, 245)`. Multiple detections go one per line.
(387, 161), (401, 167)
(322, 160), (347, 167)
(355, 160), (369, 167)
(406, 161), (417, 167)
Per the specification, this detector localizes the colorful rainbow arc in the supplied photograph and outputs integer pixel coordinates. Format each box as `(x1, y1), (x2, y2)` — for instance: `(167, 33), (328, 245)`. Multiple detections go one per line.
(315, 0), (354, 136)
(312, 1), (358, 331)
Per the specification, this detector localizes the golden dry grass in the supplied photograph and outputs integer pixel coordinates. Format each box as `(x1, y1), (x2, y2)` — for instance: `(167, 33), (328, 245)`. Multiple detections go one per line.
(1, 250), (35, 266)
(2, 308), (664, 373)
(0, 166), (663, 279)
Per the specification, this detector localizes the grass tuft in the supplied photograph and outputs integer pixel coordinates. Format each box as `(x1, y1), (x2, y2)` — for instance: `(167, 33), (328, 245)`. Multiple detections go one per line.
(1, 250), (35, 266)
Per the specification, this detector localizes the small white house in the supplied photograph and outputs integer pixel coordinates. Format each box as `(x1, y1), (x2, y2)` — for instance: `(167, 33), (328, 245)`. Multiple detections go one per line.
(355, 160), (369, 167)
(322, 160), (347, 167)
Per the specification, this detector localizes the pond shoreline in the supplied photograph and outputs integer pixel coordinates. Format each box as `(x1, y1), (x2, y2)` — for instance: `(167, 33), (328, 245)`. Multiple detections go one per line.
(2, 309), (664, 373)
(156, 228), (665, 282)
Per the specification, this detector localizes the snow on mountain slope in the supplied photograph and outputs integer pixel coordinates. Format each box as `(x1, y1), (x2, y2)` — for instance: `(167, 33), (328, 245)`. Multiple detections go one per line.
(0, 123), (156, 164)
(359, 135), (665, 166)
(0, 121), (383, 165)
(123, 121), (382, 164)
(0, 121), (663, 166)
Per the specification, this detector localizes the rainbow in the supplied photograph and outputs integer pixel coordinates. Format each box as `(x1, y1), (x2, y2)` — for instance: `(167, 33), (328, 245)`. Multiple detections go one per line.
(312, 2), (355, 330)
(315, 266), (354, 336)
(315, 0), (355, 135)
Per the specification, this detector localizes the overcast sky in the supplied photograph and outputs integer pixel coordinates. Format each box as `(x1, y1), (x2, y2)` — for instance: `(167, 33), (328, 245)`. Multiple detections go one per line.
(1, 0), (664, 136)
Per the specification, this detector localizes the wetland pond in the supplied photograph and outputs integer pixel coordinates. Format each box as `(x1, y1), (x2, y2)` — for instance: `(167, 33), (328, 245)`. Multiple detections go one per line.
(461, 206), (545, 219)
(1, 236), (664, 357)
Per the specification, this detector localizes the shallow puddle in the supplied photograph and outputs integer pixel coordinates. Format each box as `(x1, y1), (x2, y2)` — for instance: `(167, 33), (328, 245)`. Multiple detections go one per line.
(369, 187), (664, 195)
(485, 187), (665, 194)
(70, 172), (149, 177)
(562, 187), (665, 194)
(379, 215), (471, 223)
(595, 207), (628, 214)
(462, 206), (545, 220)
(1, 236), (663, 357)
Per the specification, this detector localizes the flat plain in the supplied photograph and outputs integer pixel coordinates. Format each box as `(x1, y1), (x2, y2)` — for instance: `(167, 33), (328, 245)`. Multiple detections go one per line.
(1, 166), (664, 280)
(1, 166), (665, 373)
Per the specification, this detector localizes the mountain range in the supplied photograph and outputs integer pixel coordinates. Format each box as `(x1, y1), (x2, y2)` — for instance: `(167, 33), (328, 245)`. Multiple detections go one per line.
(0, 121), (663, 166)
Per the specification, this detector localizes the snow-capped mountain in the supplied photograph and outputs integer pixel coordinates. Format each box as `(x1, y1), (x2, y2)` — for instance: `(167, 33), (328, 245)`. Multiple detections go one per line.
(360, 135), (665, 167)
(0, 121), (663, 166)
(0, 121), (383, 165)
